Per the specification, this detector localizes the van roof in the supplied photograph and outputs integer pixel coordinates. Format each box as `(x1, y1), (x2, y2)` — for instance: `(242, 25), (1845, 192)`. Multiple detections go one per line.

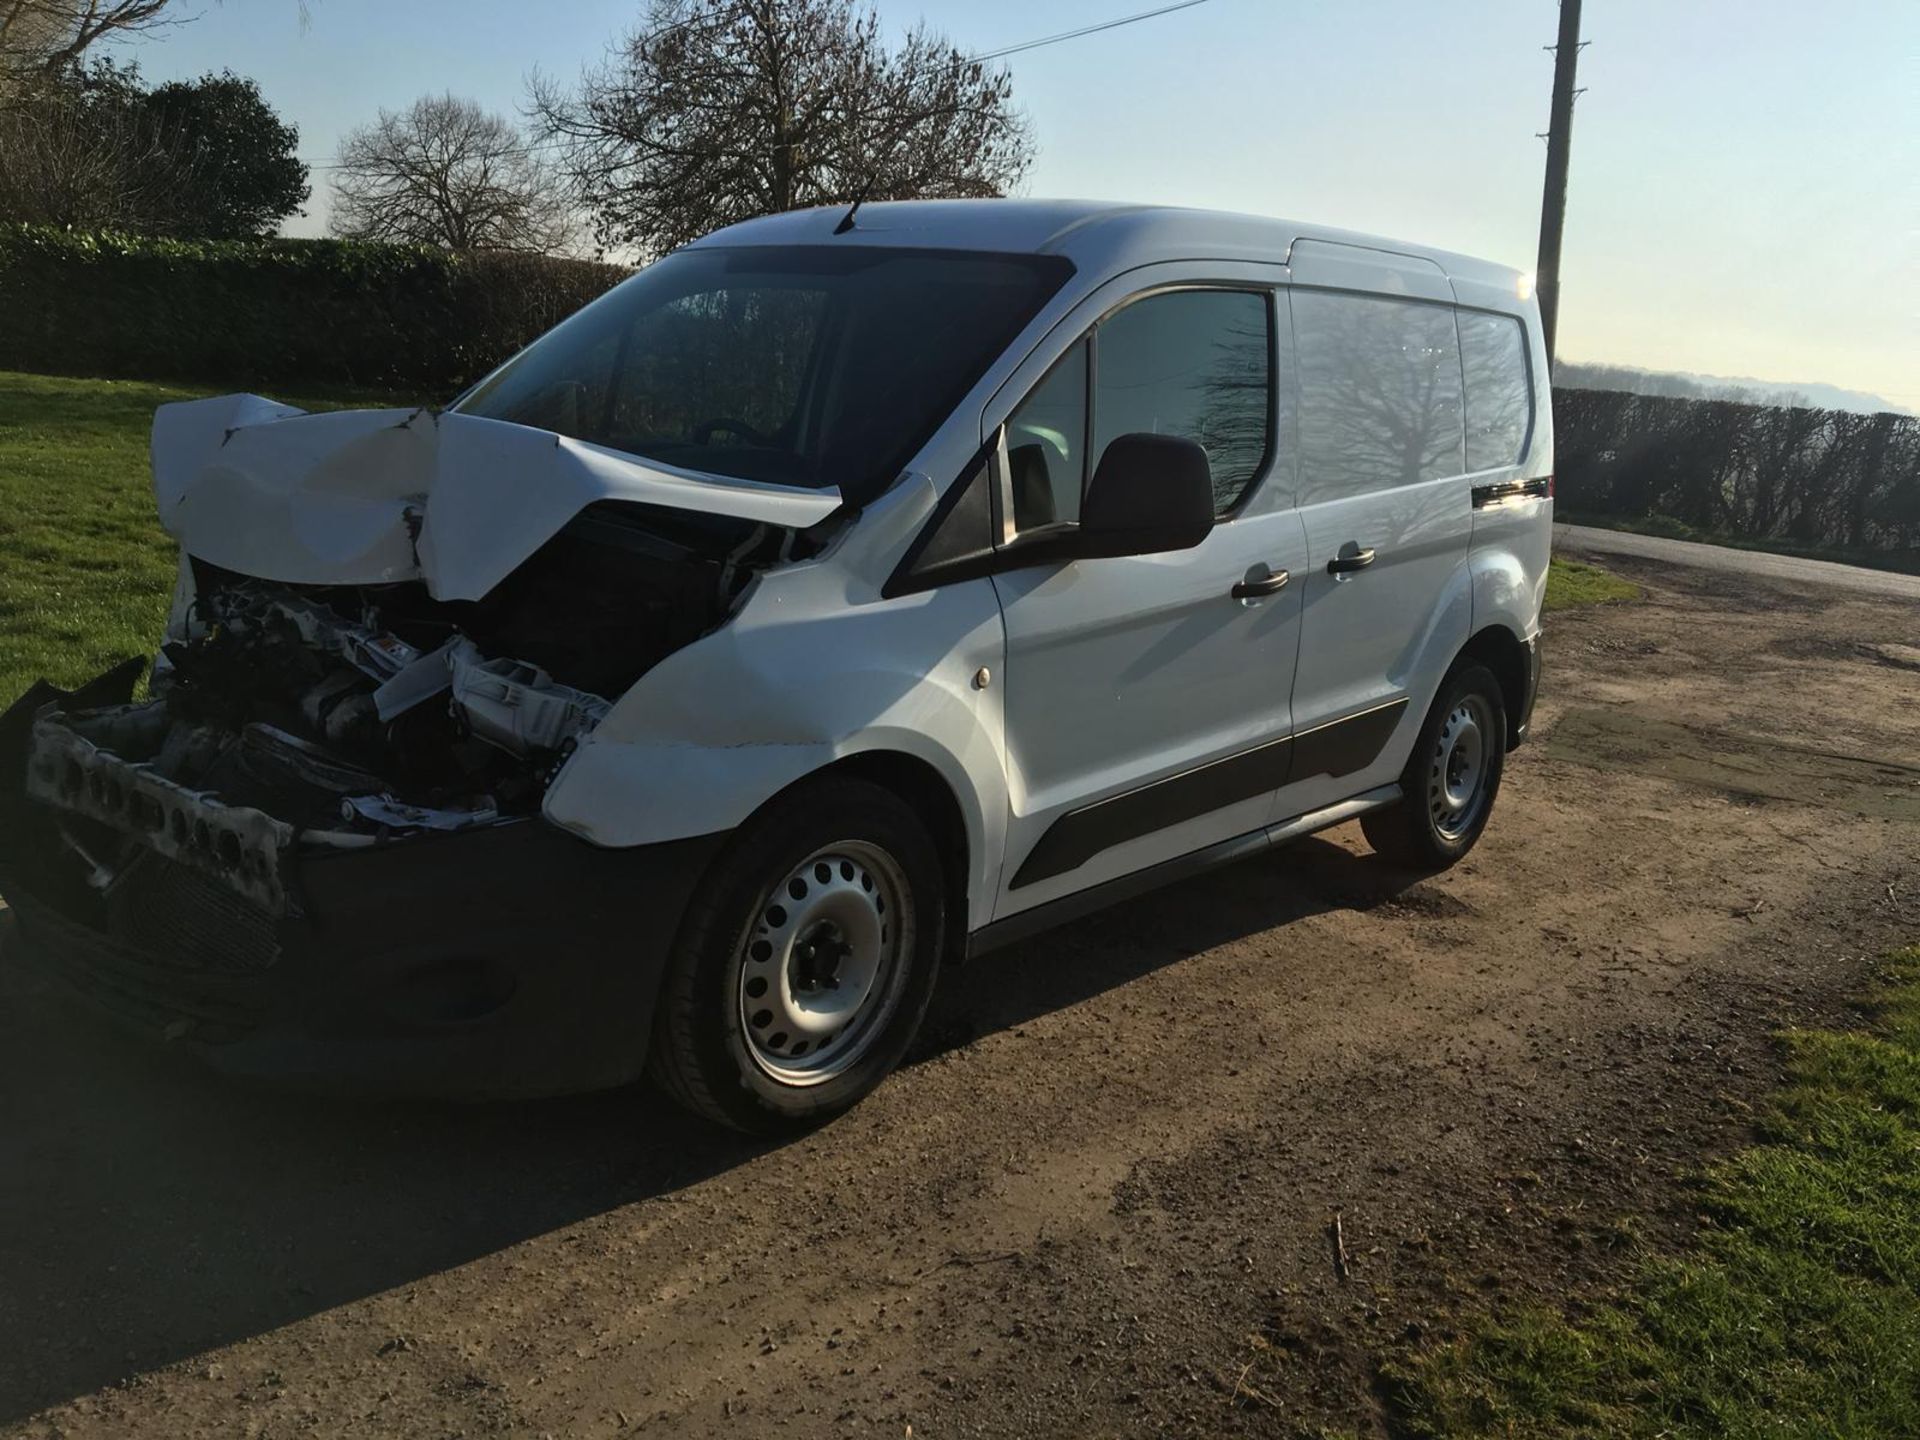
(686, 198), (1525, 291)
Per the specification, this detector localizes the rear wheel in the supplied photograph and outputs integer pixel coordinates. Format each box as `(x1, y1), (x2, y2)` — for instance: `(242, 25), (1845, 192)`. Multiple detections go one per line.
(1361, 661), (1507, 869)
(647, 776), (945, 1134)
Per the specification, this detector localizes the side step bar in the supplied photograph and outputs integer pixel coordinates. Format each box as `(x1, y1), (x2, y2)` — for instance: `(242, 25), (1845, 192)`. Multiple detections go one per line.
(967, 784), (1402, 958)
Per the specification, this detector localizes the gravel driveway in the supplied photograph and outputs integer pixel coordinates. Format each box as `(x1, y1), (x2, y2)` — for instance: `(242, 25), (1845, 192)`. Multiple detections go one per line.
(4, 546), (1917, 1439)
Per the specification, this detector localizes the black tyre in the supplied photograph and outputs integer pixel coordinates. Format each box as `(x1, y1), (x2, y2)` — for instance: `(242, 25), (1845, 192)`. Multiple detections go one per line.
(1361, 661), (1507, 869)
(647, 775), (946, 1134)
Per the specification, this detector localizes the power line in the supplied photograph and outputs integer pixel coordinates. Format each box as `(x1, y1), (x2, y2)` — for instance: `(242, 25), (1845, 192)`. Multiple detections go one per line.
(299, 0), (1218, 168)
(973, 0), (1215, 62)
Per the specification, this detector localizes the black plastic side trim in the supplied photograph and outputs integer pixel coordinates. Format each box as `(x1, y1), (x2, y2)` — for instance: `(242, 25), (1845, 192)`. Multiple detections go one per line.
(881, 441), (1000, 598)
(1289, 697), (1408, 781)
(976, 830), (1273, 955)
(1471, 476), (1551, 508)
(1008, 734), (1293, 890)
(1007, 697), (1411, 891)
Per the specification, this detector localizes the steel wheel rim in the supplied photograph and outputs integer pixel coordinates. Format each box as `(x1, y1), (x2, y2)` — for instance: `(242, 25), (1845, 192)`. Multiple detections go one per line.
(737, 839), (914, 1086)
(1429, 694), (1492, 841)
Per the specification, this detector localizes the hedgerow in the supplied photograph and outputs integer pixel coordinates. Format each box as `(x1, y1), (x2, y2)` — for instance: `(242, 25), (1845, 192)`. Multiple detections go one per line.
(0, 225), (628, 394)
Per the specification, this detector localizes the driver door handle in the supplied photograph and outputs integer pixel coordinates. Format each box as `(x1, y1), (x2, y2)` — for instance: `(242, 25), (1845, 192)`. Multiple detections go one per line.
(1231, 567), (1290, 599)
(1326, 546), (1377, 575)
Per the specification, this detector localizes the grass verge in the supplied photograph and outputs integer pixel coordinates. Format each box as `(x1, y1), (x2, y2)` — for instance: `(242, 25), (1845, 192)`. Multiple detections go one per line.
(1561, 511), (1920, 578)
(1387, 945), (1920, 1438)
(0, 370), (412, 708)
(1545, 557), (1640, 612)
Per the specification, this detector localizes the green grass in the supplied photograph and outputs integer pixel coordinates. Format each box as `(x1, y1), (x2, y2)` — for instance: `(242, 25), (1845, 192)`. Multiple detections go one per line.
(0, 371), (413, 709)
(1388, 945), (1920, 1439)
(1545, 557), (1641, 612)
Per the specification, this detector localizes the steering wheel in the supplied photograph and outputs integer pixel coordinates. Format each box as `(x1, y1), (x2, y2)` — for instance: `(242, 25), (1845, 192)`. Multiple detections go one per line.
(692, 416), (771, 447)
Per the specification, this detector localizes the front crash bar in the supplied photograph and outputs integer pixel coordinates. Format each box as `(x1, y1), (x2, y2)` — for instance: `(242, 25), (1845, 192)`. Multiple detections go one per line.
(24, 714), (294, 914)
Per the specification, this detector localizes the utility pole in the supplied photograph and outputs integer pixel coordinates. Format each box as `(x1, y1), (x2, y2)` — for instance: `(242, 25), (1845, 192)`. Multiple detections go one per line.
(1535, 0), (1584, 370)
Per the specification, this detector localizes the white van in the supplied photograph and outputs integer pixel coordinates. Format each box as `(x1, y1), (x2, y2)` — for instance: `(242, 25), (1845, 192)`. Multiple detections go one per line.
(0, 201), (1551, 1132)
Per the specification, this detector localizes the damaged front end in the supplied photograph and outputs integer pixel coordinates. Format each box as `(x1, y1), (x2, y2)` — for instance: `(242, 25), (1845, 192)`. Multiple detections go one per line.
(1, 479), (795, 1095)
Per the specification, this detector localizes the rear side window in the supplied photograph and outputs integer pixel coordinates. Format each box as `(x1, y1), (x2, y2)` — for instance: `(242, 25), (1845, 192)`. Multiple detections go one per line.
(1003, 288), (1274, 532)
(1292, 291), (1465, 504)
(1458, 310), (1534, 471)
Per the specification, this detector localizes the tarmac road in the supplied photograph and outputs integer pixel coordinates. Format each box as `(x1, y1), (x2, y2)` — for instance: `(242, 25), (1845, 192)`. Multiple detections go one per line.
(1556, 522), (1920, 601)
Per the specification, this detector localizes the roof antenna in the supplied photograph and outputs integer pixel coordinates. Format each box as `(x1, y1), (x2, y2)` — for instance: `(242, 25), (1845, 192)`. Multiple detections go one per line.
(833, 181), (873, 234)
(834, 84), (977, 234)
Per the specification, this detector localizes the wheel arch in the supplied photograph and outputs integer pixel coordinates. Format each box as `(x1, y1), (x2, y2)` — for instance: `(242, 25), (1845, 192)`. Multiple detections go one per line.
(813, 751), (972, 956)
(1460, 623), (1529, 749)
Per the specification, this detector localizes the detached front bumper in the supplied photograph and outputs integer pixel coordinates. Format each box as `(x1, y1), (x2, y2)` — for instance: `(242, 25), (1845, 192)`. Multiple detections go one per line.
(0, 678), (723, 1100)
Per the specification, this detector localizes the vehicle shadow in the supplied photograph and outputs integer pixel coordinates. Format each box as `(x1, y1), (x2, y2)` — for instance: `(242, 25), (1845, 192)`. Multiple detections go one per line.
(0, 835), (1417, 1422)
(912, 834), (1422, 1061)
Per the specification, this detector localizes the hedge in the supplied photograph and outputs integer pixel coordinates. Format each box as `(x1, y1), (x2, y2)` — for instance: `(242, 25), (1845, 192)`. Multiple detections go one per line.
(1555, 387), (1920, 558)
(0, 224), (630, 394)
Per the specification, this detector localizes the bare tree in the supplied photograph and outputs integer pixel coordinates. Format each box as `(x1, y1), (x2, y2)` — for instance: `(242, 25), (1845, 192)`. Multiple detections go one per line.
(1, 2), (173, 83)
(329, 93), (577, 253)
(530, 0), (1033, 258)
(0, 58), (185, 227)
(2, 2), (313, 92)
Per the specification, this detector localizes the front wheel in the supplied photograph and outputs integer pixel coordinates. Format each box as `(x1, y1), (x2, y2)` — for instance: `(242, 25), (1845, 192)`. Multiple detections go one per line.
(1361, 662), (1507, 869)
(646, 776), (946, 1134)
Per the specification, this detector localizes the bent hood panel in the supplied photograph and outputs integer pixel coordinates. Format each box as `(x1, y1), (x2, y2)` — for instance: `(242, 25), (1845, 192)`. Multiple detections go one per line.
(151, 396), (843, 600)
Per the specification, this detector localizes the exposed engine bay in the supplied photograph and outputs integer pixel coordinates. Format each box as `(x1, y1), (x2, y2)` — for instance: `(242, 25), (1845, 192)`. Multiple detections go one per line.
(21, 500), (787, 915)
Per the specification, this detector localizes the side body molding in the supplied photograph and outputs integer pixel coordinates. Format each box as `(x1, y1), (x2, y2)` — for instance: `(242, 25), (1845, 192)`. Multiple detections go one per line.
(1008, 698), (1407, 889)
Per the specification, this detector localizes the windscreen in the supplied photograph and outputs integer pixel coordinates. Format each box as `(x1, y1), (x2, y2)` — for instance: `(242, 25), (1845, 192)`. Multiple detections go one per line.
(457, 245), (1073, 503)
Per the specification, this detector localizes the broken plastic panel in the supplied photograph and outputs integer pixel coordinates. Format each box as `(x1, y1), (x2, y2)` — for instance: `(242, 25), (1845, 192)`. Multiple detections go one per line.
(446, 640), (610, 758)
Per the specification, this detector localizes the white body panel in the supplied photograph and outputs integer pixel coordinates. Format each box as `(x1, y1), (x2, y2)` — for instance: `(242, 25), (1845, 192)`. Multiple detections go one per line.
(149, 200), (1552, 938)
(543, 475), (1014, 931)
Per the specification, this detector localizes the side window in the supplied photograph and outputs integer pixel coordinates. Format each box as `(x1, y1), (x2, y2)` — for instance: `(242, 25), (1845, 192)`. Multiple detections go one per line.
(1002, 288), (1275, 534)
(1293, 291), (1465, 505)
(1458, 310), (1533, 471)
(1005, 339), (1089, 529)
(1092, 289), (1272, 513)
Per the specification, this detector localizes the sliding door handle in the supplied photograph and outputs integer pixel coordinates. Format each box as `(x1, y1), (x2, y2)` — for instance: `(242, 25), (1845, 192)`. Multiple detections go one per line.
(1326, 545), (1377, 575)
(1231, 567), (1290, 599)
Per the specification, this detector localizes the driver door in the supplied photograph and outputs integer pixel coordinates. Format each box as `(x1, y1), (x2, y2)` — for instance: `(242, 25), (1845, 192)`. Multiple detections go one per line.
(988, 276), (1309, 920)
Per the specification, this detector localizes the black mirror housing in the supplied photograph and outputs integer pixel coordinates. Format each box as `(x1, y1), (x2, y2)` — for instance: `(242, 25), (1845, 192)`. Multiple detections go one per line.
(1076, 433), (1215, 558)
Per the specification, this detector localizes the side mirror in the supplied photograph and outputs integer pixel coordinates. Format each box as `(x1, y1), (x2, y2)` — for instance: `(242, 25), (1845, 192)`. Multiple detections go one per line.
(1077, 433), (1215, 558)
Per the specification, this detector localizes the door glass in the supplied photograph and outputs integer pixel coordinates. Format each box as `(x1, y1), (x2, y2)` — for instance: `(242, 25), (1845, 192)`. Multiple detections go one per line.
(1005, 339), (1089, 528)
(1093, 290), (1271, 512)
(1293, 291), (1465, 504)
(1458, 310), (1534, 471)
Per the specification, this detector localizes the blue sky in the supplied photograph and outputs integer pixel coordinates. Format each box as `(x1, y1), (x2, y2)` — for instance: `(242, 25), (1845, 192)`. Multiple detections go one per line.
(109, 0), (1917, 406)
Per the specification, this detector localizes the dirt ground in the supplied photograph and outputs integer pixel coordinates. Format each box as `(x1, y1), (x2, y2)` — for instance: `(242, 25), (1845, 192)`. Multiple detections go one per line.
(3, 546), (1917, 1440)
